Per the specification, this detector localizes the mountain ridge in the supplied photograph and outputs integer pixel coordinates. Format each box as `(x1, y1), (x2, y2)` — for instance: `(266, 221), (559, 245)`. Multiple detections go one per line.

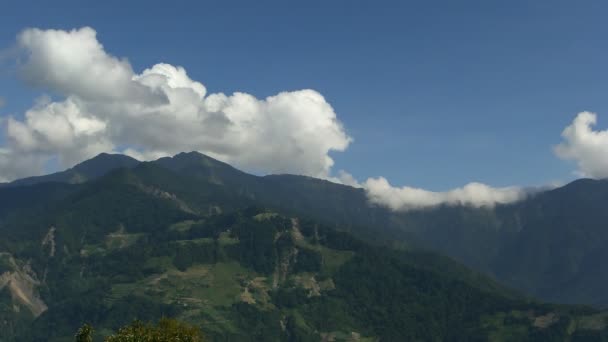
(0, 152), (607, 340)
(1, 153), (140, 188)
(2, 152), (608, 308)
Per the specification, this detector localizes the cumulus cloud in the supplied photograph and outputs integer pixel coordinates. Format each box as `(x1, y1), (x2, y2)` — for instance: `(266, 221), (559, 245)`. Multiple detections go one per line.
(0, 27), (351, 181)
(17, 27), (165, 104)
(0, 25), (572, 213)
(554, 111), (608, 179)
(363, 177), (527, 211)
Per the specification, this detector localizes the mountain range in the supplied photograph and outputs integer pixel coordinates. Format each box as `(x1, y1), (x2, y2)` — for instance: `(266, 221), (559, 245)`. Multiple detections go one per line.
(0, 152), (607, 341)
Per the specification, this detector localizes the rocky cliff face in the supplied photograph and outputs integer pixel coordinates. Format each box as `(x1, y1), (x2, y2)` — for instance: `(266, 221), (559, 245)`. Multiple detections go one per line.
(0, 253), (47, 317)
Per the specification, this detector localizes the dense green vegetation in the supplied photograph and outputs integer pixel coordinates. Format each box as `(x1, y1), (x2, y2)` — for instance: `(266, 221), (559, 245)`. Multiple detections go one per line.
(144, 153), (608, 308)
(76, 318), (203, 341)
(0, 152), (607, 341)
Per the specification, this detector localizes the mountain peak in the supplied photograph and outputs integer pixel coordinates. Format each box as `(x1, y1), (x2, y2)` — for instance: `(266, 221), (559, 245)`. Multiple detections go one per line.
(156, 151), (236, 171)
(151, 151), (250, 187)
(5, 153), (140, 188)
(172, 151), (221, 162)
(71, 153), (140, 178)
(172, 151), (209, 161)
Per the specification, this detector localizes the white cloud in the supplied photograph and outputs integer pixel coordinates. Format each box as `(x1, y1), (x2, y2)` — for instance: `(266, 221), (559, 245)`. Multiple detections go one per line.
(0, 27), (352, 181)
(554, 111), (608, 179)
(0, 147), (45, 182)
(335, 170), (362, 188)
(0, 25), (576, 211)
(17, 27), (165, 104)
(358, 110), (608, 212)
(363, 177), (527, 211)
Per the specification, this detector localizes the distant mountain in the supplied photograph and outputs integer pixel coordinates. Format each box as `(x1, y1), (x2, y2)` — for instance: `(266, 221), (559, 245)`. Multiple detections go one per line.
(1, 153), (140, 188)
(492, 178), (608, 306)
(4, 152), (608, 310)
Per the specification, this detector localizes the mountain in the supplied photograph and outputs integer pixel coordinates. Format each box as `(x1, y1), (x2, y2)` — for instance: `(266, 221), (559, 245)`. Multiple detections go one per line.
(492, 179), (608, 306)
(3, 152), (608, 308)
(152, 153), (407, 243)
(0, 154), (607, 340)
(144, 153), (608, 308)
(1, 153), (139, 188)
(150, 153), (608, 307)
(353, 179), (608, 308)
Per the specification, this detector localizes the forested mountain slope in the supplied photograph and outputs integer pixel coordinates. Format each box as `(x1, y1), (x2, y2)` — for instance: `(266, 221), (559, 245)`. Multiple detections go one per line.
(0, 155), (607, 340)
(3, 152), (608, 310)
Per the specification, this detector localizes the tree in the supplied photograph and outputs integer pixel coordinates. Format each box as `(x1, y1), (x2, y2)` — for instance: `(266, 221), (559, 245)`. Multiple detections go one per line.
(75, 324), (93, 342)
(75, 318), (203, 341)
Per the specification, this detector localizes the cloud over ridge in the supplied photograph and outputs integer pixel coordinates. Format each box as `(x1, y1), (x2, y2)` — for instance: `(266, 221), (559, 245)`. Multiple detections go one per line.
(555, 111), (608, 179)
(1, 27), (352, 181)
(0, 26), (597, 212)
(362, 177), (527, 211)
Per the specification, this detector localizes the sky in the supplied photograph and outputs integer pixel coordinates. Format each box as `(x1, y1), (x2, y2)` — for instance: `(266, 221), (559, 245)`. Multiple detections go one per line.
(1, 0), (607, 209)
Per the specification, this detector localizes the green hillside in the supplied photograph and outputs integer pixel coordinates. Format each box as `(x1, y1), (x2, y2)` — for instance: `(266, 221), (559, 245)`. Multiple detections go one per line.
(0, 160), (606, 341)
(145, 153), (608, 308)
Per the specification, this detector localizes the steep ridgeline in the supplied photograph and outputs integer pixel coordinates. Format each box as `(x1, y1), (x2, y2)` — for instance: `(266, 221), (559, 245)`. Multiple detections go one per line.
(0, 163), (605, 340)
(0, 153), (139, 188)
(3, 152), (608, 310)
(0, 152), (396, 241)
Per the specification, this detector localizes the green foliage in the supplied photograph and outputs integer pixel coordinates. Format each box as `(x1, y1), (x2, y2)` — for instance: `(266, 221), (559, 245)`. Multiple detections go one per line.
(293, 248), (322, 273)
(272, 287), (310, 308)
(227, 303), (284, 341)
(104, 318), (203, 342)
(75, 318), (203, 342)
(0, 287), (32, 339)
(173, 240), (220, 271)
(230, 219), (280, 274)
(75, 324), (94, 342)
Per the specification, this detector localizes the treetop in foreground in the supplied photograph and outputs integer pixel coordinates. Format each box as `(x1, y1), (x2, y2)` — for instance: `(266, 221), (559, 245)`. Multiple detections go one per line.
(76, 318), (203, 342)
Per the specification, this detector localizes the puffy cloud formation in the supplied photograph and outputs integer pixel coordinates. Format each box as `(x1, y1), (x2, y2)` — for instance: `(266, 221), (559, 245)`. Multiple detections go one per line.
(330, 171), (529, 210)
(1, 26), (581, 212)
(363, 177), (527, 211)
(17, 27), (165, 104)
(554, 111), (608, 179)
(0, 27), (351, 181)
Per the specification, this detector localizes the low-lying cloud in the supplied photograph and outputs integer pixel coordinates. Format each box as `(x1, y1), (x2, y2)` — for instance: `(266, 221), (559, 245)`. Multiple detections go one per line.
(362, 177), (527, 211)
(333, 171), (527, 210)
(554, 111), (608, 179)
(0, 27), (352, 181)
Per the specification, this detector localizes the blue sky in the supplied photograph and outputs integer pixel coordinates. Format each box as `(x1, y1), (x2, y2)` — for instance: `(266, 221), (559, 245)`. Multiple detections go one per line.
(1, 0), (607, 191)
